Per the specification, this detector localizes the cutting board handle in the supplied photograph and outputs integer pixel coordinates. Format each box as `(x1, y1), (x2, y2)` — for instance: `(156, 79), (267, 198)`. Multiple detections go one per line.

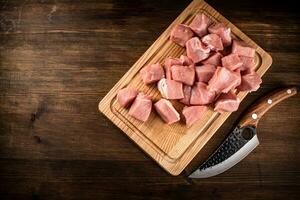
(239, 86), (297, 128)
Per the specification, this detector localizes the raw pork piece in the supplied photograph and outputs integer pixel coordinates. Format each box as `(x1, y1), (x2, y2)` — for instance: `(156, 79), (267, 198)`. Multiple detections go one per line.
(164, 57), (182, 79)
(208, 23), (232, 47)
(170, 64), (195, 86)
(190, 82), (216, 105)
(154, 99), (180, 124)
(232, 69), (242, 89)
(202, 33), (224, 51)
(180, 85), (192, 105)
(239, 56), (255, 72)
(221, 53), (243, 71)
(189, 13), (212, 37)
(232, 40), (255, 58)
(202, 52), (223, 66)
(208, 67), (241, 93)
(157, 78), (184, 99)
(186, 37), (210, 63)
(128, 93), (152, 122)
(182, 106), (208, 127)
(117, 87), (138, 108)
(195, 64), (216, 83)
(214, 91), (240, 113)
(170, 24), (194, 47)
(237, 71), (262, 92)
(140, 63), (165, 84)
(180, 55), (193, 66)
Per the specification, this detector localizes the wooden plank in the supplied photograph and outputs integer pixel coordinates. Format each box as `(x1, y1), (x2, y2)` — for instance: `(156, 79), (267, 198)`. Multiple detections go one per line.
(98, 0), (272, 175)
(0, 0), (299, 199)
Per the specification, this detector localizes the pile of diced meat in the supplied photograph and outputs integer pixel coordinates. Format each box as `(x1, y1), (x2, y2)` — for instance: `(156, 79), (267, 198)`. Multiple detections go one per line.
(117, 13), (262, 127)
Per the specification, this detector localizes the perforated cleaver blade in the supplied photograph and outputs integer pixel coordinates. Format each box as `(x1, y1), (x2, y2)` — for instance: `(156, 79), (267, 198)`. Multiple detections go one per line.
(189, 126), (259, 178)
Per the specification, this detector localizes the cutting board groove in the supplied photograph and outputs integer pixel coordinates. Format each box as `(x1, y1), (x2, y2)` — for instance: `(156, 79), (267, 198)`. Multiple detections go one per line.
(99, 0), (272, 175)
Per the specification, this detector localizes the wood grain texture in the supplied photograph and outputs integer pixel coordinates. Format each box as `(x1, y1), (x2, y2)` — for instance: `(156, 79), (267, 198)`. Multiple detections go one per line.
(0, 0), (299, 199)
(99, 0), (272, 176)
(239, 87), (297, 127)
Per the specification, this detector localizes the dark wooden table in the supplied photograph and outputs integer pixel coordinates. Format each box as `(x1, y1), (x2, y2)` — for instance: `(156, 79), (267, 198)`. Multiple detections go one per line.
(0, 0), (299, 199)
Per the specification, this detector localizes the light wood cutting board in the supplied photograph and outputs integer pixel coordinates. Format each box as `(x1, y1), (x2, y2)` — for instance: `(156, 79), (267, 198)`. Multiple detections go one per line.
(98, 0), (272, 176)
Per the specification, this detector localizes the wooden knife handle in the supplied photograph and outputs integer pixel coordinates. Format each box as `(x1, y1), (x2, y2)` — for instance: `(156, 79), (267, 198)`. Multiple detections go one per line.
(239, 86), (297, 128)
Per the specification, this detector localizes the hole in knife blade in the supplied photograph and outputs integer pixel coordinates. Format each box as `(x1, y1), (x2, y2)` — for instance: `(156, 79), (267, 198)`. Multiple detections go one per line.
(241, 128), (254, 140)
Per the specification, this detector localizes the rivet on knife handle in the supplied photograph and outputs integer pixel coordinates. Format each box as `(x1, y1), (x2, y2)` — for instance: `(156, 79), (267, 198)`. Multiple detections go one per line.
(239, 86), (297, 128)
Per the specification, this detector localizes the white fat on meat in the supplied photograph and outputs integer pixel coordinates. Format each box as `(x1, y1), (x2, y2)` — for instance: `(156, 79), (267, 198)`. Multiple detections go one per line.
(154, 99), (180, 124)
(157, 78), (184, 100)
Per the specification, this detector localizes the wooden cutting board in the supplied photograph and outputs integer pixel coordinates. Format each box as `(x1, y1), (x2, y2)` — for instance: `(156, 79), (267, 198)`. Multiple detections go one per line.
(98, 0), (272, 176)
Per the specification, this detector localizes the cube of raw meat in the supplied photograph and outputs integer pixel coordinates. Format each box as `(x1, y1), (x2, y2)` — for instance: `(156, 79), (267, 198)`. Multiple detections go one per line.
(208, 67), (241, 93)
(202, 52), (223, 66)
(186, 37), (210, 63)
(180, 85), (192, 105)
(154, 99), (180, 124)
(214, 91), (240, 113)
(180, 55), (193, 66)
(182, 106), (208, 127)
(128, 93), (152, 122)
(117, 87), (138, 108)
(189, 13), (212, 37)
(208, 23), (232, 47)
(202, 33), (224, 51)
(170, 24), (194, 47)
(195, 64), (216, 83)
(232, 40), (255, 58)
(170, 64), (195, 86)
(140, 63), (165, 84)
(239, 56), (255, 72)
(221, 53), (243, 71)
(232, 69), (242, 89)
(190, 82), (216, 105)
(157, 78), (184, 99)
(164, 56), (193, 79)
(237, 71), (262, 92)
(164, 57), (182, 79)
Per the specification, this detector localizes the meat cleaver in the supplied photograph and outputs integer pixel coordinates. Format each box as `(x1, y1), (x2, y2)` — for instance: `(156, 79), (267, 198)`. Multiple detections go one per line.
(189, 86), (297, 178)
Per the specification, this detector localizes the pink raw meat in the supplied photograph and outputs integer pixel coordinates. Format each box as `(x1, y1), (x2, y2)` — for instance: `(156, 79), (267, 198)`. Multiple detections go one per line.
(195, 64), (216, 83)
(221, 53), (243, 71)
(202, 52), (223, 66)
(128, 93), (152, 122)
(208, 67), (241, 93)
(214, 91), (240, 113)
(164, 57), (182, 79)
(232, 40), (255, 58)
(182, 106), (208, 127)
(237, 71), (262, 92)
(157, 78), (184, 99)
(170, 64), (195, 86)
(140, 63), (165, 84)
(180, 55), (193, 66)
(239, 56), (255, 72)
(170, 24), (194, 47)
(186, 37), (210, 63)
(189, 13), (212, 37)
(208, 23), (232, 47)
(180, 85), (192, 105)
(190, 82), (216, 105)
(154, 99), (180, 124)
(117, 87), (138, 108)
(202, 33), (224, 51)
